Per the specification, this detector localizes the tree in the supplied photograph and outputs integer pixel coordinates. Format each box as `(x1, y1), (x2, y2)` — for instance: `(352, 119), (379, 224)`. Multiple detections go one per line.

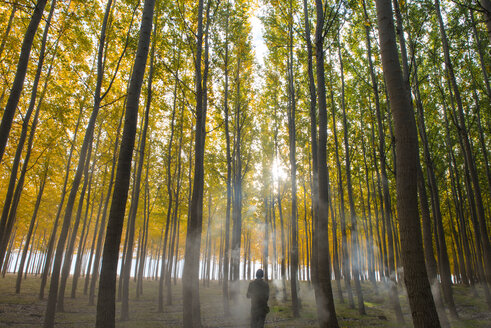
(0, 0), (47, 165)
(313, 0), (339, 326)
(43, 1), (114, 326)
(374, 0), (441, 325)
(182, 0), (207, 326)
(0, 0), (56, 268)
(95, 0), (156, 326)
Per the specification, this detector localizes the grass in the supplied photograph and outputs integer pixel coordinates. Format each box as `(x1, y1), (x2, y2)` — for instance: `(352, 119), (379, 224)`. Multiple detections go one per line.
(0, 274), (489, 327)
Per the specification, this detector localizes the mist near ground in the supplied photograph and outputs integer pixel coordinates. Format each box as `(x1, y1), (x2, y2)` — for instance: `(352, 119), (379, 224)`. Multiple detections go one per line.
(0, 274), (489, 327)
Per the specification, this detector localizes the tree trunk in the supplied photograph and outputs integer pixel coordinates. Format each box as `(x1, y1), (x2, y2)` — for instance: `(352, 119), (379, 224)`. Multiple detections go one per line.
(435, 0), (491, 285)
(167, 112), (184, 304)
(338, 45), (366, 315)
(0, 4), (17, 59)
(182, 0), (206, 326)
(121, 19), (154, 320)
(374, 0), (441, 325)
(361, 0), (403, 320)
(287, 0), (299, 315)
(221, 0), (232, 315)
(43, 2), (114, 326)
(302, 0), (320, 291)
(361, 114), (377, 292)
(95, 0), (155, 326)
(478, 0), (491, 43)
(15, 164), (48, 293)
(40, 100), (85, 300)
(0, 0), (47, 164)
(71, 177), (95, 299)
(329, 46), (355, 310)
(441, 93), (491, 308)
(58, 135), (97, 312)
(314, 1), (339, 326)
(231, 56), (244, 299)
(0, 0), (55, 265)
(159, 42), (179, 313)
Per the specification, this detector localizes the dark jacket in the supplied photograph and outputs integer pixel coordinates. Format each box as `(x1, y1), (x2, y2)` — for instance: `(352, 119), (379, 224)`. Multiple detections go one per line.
(247, 278), (269, 315)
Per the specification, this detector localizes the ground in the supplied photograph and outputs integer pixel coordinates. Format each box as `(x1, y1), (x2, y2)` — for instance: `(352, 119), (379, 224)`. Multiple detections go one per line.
(0, 274), (489, 327)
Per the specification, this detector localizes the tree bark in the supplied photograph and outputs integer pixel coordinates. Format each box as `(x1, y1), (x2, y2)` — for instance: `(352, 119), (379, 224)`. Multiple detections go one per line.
(302, 0), (319, 290)
(361, 0), (403, 320)
(0, 0), (47, 164)
(314, 1), (339, 326)
(121, 18), (154, 320)
(58, 134), (98, 312)
(435, 0), (491, 285)
(222, 0), (232, 315)
(40, 99), (85, 300)
(338, 44), (366, 315)
(182, 0), (206, 326)
(95, 0), (155, 326)
(159, 40), (179, 313)
(330, 80), (354, 308)
(0, 0), (55, 265)
(374, 0), (441, 325)
(15, 164), (48, 293)
(287, 0), (299, 315)
(0, 4), (17, 59)
(43, 1), (114, 325)
(166, 109), (184, 304)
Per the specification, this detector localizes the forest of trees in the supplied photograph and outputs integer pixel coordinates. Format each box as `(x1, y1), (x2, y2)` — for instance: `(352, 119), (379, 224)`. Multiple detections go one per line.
(0, 0), (489, 327)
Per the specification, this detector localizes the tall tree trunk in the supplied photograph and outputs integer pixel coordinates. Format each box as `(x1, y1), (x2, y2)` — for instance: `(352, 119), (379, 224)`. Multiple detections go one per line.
(95, 0), (155, 326)
(302, 0), (319, 291)
(435, 0), (491, 285)
(182, 0), (206, 326)
(15, 164), (48, 293)
(314, 1), (339, 326)
(361, 0), (403, 320)
(222, 0), (232, 315)
(0, 0), (55, 265)
(263, 196), (269, 280)
(287, 0), (299, 315)
(0, 4), (17, 59)
(231, 56), (243, 299)
(0, 0), (47, 164)
(327, 172), (344, 302)
(478, 0), (491, 43)
(121, 19), (154, 320)
(361, 114), (377, 292)
(41, 100), (85, 300)
(167, 109), (184, 304)
(71, 176), (95, 299)
(158, 41), (179, 313)
(43, 1), (114, 325)
(441, 93), (491, 308)
(2, 228), (17, 275)
(374, 0), (441, 325)
(338, 45), (366, 315)
(408, 50), (456, 323)
(330, 82), (354, 308)
(58, 135), (97, 312)
(302, 184), (310, 283)
(469, 10), (491, 101)
(83, 168), (105, 295)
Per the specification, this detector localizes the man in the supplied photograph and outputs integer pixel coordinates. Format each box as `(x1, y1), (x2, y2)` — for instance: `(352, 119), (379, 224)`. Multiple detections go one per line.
(246, 269), (269, 328)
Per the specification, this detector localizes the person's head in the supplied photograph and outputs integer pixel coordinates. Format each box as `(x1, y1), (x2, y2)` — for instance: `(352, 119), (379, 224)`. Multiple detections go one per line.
(256, 269), (264, 279)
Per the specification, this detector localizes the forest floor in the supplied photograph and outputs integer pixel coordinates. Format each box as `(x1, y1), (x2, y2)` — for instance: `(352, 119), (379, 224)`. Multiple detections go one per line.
(0, 274), (489, 327)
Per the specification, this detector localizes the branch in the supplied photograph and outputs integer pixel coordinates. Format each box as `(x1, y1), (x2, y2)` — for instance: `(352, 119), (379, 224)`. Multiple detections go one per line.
(101, 0), (140, 101)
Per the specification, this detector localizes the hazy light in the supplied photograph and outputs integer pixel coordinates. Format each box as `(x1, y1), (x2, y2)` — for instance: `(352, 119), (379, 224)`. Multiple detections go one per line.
(271, 157), (287, 183)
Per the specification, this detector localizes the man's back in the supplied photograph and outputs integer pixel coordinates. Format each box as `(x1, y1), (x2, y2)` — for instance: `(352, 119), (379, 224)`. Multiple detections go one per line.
(247, 278), (269, 314)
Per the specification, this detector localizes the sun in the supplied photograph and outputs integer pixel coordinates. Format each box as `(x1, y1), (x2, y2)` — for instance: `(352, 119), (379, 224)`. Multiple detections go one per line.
(271, 157), (287, 182)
